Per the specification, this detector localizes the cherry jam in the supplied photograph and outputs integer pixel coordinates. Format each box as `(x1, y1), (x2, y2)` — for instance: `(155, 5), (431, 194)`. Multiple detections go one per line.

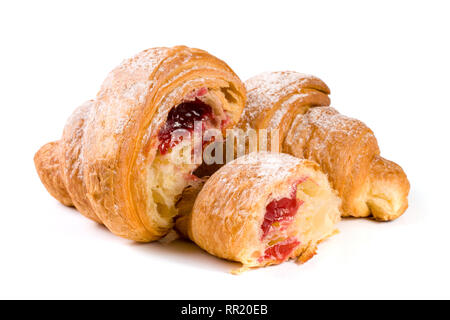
(261, 190), (304, 239)
(158, 98), (213, 155)
(260, 238), (300, 263)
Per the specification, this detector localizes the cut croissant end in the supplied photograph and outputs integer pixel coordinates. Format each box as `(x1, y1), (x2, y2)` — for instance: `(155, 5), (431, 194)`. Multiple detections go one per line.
(255, 173), (340, 268)
(189, 152), (341, 272)
(146, 86), (242, 233)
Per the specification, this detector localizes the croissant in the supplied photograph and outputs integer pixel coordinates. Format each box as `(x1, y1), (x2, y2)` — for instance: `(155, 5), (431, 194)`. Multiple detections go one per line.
(34, 46), (246, 242)
(239, 71), (410, 221)
(184, 152), (341, 270)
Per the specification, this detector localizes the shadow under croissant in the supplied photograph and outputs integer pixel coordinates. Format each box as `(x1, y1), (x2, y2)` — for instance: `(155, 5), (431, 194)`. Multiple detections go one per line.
(80, 213), (239, 272)
(131, 237), (326, 274)
(129, 238), (242, 273)
(55, 193), (239, 272)
(57, 186), (419, 273)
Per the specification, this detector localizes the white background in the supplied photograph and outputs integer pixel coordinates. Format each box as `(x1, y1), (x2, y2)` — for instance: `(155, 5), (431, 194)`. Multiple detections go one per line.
(1, 0), (449, 299)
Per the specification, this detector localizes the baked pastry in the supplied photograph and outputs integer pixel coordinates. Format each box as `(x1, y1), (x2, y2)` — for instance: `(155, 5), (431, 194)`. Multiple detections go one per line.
(240, 71), (410, 221)
(284, 107), (410, 221)
(185, 152), (341, 270)
(34, 46), (246, 242)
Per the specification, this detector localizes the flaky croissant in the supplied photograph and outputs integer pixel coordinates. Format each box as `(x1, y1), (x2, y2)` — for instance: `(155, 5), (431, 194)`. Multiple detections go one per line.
(239, 71), (409, 221)
(34, 46), (246, 242)
(184, 152), (341, 270)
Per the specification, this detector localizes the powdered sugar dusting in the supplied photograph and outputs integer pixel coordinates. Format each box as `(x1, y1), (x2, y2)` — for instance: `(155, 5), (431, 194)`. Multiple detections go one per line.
(206, 152), (309, 214)
(232, 152), (303, 178)
(62, 100), (94, 182)
(239, 71), (329, 129)
(246, 71), (317, 101)
(284, 106), (379, 193)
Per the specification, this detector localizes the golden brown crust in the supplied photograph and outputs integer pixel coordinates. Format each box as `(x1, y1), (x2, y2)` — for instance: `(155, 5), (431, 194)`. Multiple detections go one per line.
(367, 155), (410, 221)
(296, 243), (317, 265)
(284, 107), (377, 217)
(188, 152), (341, 269)
(240, 72), (409, 221)
(284, 107), (410, 220)
(34, 46), (246, 241)
(60, 100), (101, 223)
(34, 141), (73, 207)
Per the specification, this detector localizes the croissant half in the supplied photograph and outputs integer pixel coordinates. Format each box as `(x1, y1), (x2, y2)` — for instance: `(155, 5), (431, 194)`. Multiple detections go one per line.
(185, 152), (341, 270)
(34, 46), (246, 242)
(240, 71), (409, 221)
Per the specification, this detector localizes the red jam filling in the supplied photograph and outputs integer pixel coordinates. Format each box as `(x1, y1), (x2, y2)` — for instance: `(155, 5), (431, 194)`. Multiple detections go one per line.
(158, 98), (213, 155)
(261, 181), (306, 239)
(260, 238), (300, 263)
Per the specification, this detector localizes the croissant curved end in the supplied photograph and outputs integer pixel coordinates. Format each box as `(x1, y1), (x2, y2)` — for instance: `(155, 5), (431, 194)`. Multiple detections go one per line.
(366, 156), (410, 221)
(34, 141), (73, 207)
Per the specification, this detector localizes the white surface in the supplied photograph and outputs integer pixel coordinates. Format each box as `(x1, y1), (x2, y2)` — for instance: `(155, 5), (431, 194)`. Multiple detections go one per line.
(0, 0), (449, 299)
